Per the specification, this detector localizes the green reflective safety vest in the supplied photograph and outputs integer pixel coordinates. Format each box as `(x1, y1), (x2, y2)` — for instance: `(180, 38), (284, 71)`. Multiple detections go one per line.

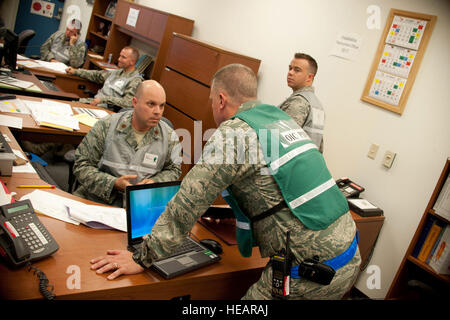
(223, 104), (348, 257)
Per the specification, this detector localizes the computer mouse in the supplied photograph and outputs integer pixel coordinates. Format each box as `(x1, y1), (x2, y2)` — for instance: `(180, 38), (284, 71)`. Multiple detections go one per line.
(200, 239), (223, 254)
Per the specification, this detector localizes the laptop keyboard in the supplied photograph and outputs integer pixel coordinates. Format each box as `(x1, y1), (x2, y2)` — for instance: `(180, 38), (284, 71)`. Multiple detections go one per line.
(165, 237), (204, 259)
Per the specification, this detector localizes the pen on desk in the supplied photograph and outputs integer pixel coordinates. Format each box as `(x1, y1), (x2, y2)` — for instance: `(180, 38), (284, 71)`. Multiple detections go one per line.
(18, 185), (56, 189)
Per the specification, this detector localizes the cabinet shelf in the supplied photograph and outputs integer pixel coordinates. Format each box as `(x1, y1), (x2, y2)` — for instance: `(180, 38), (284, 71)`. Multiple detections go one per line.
(407, 255), (450, 283)
(89, 31), (108, 41)
(428, 209), (450, 224)
(93, 13), (113, 22)
(387, 158), (450, 299)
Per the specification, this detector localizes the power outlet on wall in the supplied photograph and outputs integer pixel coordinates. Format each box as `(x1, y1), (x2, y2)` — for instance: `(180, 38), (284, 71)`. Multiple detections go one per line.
(382, 150), (396, 168)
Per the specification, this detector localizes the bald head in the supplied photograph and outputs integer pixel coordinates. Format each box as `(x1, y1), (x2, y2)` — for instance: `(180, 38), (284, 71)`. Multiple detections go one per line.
(135, 80), (165, 100)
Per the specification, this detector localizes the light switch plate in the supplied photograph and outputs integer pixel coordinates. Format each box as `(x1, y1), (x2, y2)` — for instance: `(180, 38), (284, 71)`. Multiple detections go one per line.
(383, 150), (396, 168)
(367, 143), (379, 160)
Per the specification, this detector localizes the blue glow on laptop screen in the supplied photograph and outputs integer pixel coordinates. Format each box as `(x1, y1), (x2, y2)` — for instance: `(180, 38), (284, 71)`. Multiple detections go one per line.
(129, 184), (180, 239)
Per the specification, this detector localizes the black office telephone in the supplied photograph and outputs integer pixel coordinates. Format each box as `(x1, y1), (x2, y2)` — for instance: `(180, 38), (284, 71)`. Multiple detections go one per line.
(0, 199), (59, 268)
(336, 178), (365, 198)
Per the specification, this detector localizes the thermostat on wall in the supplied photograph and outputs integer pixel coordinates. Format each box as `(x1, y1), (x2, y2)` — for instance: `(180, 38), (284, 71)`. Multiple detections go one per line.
(30, 0), (55, 18)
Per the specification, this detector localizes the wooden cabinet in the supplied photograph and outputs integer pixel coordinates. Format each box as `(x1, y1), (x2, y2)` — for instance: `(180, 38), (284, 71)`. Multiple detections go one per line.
(84, 1), (114, 63)
(350, 211), (384, 270)
(386, 158), (450, 299)
(160, 33), (261, 178)
(84, 0), (194, 80)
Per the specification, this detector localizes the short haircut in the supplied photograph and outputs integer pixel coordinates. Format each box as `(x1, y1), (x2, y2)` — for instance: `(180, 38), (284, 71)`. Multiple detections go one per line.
(294, 53), (318, 76)
(123, 46), (140, 63)
(211, 64), (257, 104)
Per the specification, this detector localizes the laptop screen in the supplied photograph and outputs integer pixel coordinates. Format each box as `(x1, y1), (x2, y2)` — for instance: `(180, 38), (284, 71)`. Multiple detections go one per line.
(126, 181), (181, 243)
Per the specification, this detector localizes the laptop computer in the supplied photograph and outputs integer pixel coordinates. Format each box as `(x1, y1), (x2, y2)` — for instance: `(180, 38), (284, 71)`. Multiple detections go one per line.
(125, 181), (221, 279)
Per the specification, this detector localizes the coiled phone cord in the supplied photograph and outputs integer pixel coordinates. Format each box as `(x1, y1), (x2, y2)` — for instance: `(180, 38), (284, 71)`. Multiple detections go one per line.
(27, 263), (56, 300)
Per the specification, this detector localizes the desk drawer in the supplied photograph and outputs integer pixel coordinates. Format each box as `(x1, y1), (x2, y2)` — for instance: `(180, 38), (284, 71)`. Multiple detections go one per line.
(163, 104), (197, 175)
(165, 36), (219, 85)
(160, 68), (215, 131)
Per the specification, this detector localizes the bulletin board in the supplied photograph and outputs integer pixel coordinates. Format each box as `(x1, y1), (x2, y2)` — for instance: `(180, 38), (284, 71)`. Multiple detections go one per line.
(361, 9), (436, 115)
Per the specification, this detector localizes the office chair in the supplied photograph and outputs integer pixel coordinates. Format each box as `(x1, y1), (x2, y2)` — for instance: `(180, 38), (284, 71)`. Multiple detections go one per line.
(17, 29), (36, 55)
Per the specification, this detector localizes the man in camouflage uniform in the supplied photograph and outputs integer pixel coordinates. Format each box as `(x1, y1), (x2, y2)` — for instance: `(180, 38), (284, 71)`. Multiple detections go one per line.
(73, 80), (181, 207)
(279, 53), (325, 152)
(66, 46), (143, 111)
(40, 19), (86, 68)
(90, 64), (360, 300)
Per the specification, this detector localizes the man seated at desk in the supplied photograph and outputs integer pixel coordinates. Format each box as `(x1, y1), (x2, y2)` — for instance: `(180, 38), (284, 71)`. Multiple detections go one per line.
(40, 18), (86, 68)
(66, 46), (143, 111)
(73, 80), (182, 207)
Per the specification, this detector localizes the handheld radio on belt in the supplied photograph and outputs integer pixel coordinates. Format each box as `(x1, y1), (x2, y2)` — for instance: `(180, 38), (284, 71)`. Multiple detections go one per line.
(271, 231), (291, 299)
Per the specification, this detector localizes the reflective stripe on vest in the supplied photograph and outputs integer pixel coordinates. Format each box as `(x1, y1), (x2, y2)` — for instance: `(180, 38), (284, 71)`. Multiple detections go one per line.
(233, 104), (348, 231)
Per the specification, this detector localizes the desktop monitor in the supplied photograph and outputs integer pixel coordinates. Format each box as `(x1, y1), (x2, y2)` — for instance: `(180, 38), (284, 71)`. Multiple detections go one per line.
(0, 28), (18, 71)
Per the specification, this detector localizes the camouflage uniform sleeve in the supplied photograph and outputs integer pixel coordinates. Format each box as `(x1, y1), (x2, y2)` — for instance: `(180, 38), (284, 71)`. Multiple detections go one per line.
(68, 42), (86, 68)
(73, 116), (117, 202)
(74, 69), (110, 85)
(279, 94), (310, 128)
(98, 76), (143, 109)
(40, 32), (57, 61)
(134, 122), (255, 267)
(149, 127), (182, 183)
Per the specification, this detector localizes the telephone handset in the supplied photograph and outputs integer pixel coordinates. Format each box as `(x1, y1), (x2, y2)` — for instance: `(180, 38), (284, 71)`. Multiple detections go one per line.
(0, 199), (59, 268)
(336, 178), (365, 198)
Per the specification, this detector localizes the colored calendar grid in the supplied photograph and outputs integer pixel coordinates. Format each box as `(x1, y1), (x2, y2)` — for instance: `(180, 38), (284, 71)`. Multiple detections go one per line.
(378, 44), (416, 78)
(386, 15), (427, 50)
(369, 71), (407, 106)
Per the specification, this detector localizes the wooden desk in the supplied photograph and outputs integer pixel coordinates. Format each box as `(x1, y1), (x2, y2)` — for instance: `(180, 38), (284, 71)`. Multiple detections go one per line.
(0, 126), (268, 300)
(0, 71), (79, 101)
(350, 211), (385, 270)
(3, 95), (113, 145)
(20, 66), (101, 99)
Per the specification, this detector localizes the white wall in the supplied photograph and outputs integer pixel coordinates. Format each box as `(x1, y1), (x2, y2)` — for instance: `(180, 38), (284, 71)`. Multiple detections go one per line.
(59, 0), (94, 41)
(0, 0), (19, 30)
(136, 0), (450, 298)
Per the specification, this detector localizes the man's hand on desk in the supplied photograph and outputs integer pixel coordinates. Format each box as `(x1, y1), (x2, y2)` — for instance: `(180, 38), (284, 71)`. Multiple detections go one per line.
(90, 249), (144, 280)
(66, 67), (76, 75)
(114, 174), (138, 192)
(90, 97), (101, 106)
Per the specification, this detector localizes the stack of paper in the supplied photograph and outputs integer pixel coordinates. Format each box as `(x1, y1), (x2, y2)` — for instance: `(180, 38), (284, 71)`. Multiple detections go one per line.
(433, 176), (450, 220)
(0, 76), (35, 89)
(16, 60), (41, 69)
(24, 99), (79, 131)
(35, 60), (69, 73)
(0, 99), (31, 114)
(20, 190), (127, 232)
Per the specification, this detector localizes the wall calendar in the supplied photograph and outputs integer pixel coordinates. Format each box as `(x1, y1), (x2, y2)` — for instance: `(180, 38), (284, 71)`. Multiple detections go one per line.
(361, 9), (436, 115)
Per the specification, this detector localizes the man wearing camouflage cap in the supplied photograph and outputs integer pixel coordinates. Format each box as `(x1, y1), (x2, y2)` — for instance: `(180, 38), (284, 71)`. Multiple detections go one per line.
(41, 18), (86, 68)
(90, 64), (360, 300)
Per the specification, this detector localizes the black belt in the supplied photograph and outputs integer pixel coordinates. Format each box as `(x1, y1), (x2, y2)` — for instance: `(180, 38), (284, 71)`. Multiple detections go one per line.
(250, 200), (288, 224)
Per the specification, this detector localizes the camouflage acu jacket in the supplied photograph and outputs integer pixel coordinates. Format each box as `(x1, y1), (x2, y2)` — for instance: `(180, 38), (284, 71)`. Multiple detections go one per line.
(135, 100), (357, 271)
(73, 111), (181, 207)
(40, 31), (86, 68)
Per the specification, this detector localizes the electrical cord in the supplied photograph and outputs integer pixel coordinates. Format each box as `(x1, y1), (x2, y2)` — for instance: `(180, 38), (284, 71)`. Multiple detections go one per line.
(27, 262), (56, 300)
